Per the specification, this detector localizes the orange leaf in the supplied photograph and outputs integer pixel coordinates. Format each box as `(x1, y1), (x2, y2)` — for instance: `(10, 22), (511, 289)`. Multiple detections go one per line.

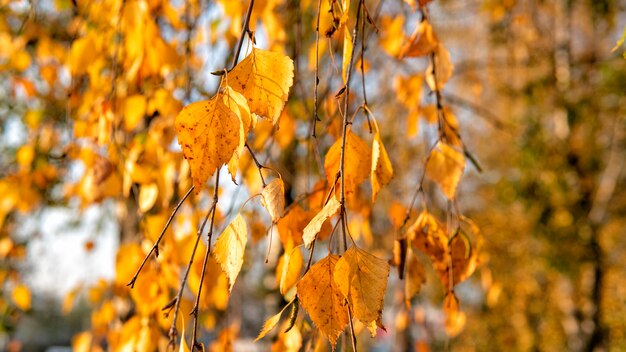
(333, 246), (389, 324)
(296, 254), (348, 349)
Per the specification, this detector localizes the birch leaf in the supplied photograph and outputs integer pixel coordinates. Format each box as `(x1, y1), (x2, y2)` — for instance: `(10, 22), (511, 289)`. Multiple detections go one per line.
(277, 246), (303, 295)
(333, 246), (389, 324)
(255, 310), (283, 341)
(296, 254), (348, 349)
(371, 133), (394, 202)
(261, 178), (285, 222)
(302, 197), (340, 249)
(425, 142), (465, 199)
(213, 214), (248, 291)
(175, 90), (241, 191)
(324, 131), (372, 195)
(404, 248), (426, 307)
(399, 20), (438, 58)
(229, 48), (294, 123)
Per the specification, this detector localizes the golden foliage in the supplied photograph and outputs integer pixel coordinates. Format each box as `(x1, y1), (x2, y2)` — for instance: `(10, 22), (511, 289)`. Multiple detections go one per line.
(297, 254), (348, 349)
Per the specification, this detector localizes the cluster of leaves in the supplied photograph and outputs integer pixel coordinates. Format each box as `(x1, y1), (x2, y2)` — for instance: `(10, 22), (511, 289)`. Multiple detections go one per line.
(0, 0), (500, 350)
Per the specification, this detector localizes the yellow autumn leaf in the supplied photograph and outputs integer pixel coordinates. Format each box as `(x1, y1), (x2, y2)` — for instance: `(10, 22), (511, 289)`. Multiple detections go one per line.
(175, 87), (242, 191)
(426, 43), (454, 91)
(443, 292), (466, 337)
(213, 213), (248, 291)
(229, 48), (294, 123)
(224, 86), (253, 182)
(378, 16), (406, 57)
(255, 310), (284, 341)
(277, 246), (303, 295)
(179, 321), (191, 352)
(425, 142), (465, 199)
(333, 246), (389, 324)
(302, 197), (340, 249)
(399, 20), (438, 58)
(12, 284), (31, 310)
(394, 74), (424, 109)
(296, 254), (348, 349)
(138, 182), (159, 213)
(123, 95), (147, 131)
(324, 131), (372, 195)
(404, 248), (426, 307)
(371, 133), (393, 202)
(262, 178), (285, 222)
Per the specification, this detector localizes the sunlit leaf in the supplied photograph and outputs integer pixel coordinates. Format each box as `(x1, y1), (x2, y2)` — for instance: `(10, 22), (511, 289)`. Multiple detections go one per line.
(426, 43), (454, 91)
(175, 88), (242, 191)
(425, 142), (465, 199)
(11, 284), (31, 310)
(213, 214), (248, 291)
(399, 20), (438, 58)
(324, 131), (372, 195)
(302, 197), (340, 249)
(229, 48), (294, 123)
(297, 254), (348, 349)
(256, 310), (284, 341)
(334, 246), (389, 323)
(262, 178), (285, 222)
(371, 133), (394, 202)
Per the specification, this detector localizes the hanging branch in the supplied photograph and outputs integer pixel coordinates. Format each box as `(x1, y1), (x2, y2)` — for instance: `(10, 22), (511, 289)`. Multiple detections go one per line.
(189, 172), (220, 351)
(127, 186), (194, 288)
(338, 0), (363, 252)
(163, 193), (218, 347)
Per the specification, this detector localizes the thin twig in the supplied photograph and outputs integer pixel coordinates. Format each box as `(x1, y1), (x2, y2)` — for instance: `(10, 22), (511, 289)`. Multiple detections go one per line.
(311, 0), (323, 137)
(190, 172), (220, 351)
(127, 186), (194, 288)
(165, 196), (218, 347)
(231, 0), (255, 70)
(338, 0), (363, 252)
(245, 142), (267, 187)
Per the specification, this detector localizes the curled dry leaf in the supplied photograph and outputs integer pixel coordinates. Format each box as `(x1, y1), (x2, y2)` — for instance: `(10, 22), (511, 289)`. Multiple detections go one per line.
(296, 254), (348, 349)
(213, 214), (248, 291)
(333, 246), (390, 324)
(261, 178), (285, 222)
(302, 197), (340, 249)
(229, 48), (294, 123)
(425, 142), (465, 200)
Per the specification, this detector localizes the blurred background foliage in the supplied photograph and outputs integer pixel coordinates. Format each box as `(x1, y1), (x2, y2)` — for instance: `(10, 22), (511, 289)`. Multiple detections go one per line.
(0, 0), (625, 350)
